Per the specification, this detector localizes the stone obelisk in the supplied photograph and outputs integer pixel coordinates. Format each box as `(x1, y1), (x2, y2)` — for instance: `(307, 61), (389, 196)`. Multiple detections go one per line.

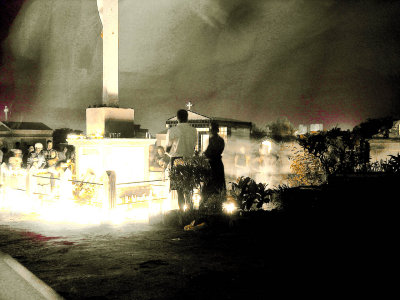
(88, 0), (134, 137)
(97, 0), (119, 106)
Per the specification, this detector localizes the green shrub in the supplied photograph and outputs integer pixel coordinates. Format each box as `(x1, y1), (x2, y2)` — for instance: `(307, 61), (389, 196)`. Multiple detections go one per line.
(169, 155), (212, 195)
(230, 176), (272, 211)
(353, 154), (400, 173)
(288, 147), (325, 186)
(380, 154), (400, 173)
(199, 191), (225, 215)
(298, 128), (369, 175)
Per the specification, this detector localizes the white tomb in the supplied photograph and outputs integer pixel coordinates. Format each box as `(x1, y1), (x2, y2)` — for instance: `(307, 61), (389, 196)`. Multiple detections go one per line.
(68, 134), (155, 184)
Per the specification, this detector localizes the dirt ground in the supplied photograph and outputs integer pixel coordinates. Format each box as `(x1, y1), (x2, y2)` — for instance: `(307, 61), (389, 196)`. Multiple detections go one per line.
(0, 210), (358, 299)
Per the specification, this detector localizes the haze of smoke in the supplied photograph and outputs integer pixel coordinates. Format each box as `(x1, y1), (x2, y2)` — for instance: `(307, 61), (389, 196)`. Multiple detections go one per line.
(2, 0), (399, 133)
(222, 138), (298, 189)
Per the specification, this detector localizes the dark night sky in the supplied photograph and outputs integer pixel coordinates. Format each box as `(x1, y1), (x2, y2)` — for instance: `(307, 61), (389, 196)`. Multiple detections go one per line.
(1, 0), (400, 134)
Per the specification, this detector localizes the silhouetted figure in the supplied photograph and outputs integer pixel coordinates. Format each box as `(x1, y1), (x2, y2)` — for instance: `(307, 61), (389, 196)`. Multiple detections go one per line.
(65, 145), (76, 176)
(2, 147), (11, 166)
(8, 149), (23, 170)
(0, 141), (3, 164)
(57, 145), (68, 163)
(166, 109), (197, 211)
(203, 122), (226, 199)
(234, 146), (250, 179)
(251, 145), (268, 183)
(23, 145), (34, 168)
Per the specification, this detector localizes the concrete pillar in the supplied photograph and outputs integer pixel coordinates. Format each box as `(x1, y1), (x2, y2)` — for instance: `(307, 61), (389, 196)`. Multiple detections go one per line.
(101, 0), (119, 106)
(26, 169), (34, 197)
(103, 170), (116, 209)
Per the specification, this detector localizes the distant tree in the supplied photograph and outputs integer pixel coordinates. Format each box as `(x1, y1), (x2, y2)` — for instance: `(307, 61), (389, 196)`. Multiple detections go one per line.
(267, 117), (296, 143)
(52, 128), (83, 147)
(250, 124), (268, 141)
(298, 128), (369, 176)
(352, 116), (396, 139)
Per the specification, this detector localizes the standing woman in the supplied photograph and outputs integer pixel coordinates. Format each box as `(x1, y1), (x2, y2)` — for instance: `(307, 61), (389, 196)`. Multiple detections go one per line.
(203, 122), (226, 198)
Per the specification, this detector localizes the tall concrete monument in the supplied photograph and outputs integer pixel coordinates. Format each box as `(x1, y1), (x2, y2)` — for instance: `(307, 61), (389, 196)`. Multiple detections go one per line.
(85, 0), (135, 138)
(69, 0), (155, 185)
(97, 0), (118, 106)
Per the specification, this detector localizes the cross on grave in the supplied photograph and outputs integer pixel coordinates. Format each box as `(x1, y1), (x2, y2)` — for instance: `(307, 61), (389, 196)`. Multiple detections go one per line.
(4, 106), (9, 121)
(186, 101), (193, 111)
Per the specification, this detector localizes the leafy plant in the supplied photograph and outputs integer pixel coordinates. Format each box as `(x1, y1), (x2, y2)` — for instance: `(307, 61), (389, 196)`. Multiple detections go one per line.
(169, 155), (212, 195)
(52, 128), (83, 147)
(380, 154), (400, 173)
(298, 128), (369, 175)
(352, 154), (400, 174)
(353, 161), (382, 173)
(199, 191), (225, 215)
(250, 124), (268, 141)
(352, 116), (396, 139)
(274, 184), (291, 195)
(230, 176), (272, 211)
(272, 184), (295, 211)
(288, 147), (325, 186)
(266, 117), (296, 143)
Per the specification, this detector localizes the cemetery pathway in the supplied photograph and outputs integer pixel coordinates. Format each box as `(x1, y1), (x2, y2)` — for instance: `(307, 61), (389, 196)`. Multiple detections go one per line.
(0, 212), (338, 299)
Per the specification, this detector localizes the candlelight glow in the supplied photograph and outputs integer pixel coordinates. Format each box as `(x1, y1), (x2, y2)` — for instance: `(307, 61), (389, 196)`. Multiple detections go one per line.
(192, 190), (201, 209)
(87, 131), (105, 139)
(222, 202), (236, 214)
(0, 167), (173, 225)
(67, 134), (86, 140)
(262, 140), (272, 154)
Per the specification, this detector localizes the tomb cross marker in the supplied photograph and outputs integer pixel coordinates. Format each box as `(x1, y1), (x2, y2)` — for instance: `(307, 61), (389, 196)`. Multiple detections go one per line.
(186, 101), (193, 111)
(4, 106), (9, 121)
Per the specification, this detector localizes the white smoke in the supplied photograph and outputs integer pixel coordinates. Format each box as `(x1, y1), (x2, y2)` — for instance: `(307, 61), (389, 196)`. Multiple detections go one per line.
(222, 138), (297, 189)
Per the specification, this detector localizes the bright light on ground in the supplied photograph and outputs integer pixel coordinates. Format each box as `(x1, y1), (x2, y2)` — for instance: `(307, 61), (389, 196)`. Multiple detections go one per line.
(0, 181), (174, 225)
(222, 202), (237, 214)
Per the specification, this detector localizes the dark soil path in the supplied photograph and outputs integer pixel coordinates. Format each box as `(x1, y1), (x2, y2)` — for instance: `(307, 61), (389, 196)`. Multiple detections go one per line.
(0, 211), (357, 299)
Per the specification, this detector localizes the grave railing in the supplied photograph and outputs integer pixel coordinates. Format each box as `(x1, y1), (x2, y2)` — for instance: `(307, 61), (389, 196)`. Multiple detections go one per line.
(0, 166), (172, 211)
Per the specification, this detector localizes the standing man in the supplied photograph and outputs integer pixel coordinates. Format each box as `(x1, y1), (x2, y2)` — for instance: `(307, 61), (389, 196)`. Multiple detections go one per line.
(166, 109), (197, 211)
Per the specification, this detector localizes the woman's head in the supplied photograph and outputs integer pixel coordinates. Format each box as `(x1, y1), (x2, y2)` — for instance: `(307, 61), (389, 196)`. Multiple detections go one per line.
(12, 149), (23, 158)
(158, 158), (167, 168)
(157, 146), (165, 155)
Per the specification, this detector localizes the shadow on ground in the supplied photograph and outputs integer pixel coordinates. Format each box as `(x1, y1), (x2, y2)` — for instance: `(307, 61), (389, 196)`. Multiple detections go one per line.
(0, 176), (393, 299)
